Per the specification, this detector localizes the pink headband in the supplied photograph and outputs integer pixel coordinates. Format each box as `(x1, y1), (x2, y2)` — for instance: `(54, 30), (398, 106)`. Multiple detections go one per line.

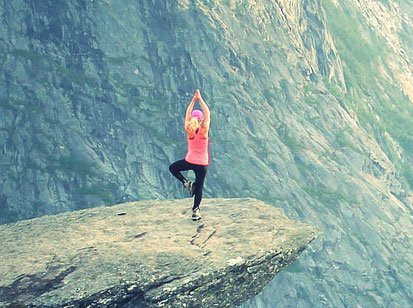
(191, 110), (204, 120)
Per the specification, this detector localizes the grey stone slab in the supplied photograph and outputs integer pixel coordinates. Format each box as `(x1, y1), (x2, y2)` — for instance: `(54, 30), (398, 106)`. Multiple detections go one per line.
(0, 198), (316, 307)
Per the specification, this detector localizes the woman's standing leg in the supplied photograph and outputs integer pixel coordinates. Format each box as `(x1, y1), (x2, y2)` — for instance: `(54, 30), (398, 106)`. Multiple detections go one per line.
(192, 166), (208, 211)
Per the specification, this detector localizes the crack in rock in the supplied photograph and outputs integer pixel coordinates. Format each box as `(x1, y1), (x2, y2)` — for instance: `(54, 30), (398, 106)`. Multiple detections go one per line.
(190, 223), (217, 248)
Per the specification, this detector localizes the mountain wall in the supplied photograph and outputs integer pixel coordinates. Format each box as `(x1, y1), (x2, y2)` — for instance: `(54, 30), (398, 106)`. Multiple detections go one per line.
(1, 0), (413, 306)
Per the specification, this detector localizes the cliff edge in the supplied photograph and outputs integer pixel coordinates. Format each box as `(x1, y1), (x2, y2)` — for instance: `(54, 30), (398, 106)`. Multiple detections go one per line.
(0, 198), (317, 307)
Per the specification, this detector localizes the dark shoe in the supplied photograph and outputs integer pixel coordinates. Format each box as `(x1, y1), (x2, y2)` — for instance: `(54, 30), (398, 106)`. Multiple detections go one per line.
(192, 208), (202, 221)
(184, 180), (195, 196)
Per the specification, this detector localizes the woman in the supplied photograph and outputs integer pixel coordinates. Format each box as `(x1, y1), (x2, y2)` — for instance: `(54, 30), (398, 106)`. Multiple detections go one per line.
(169, 89), (210, 221)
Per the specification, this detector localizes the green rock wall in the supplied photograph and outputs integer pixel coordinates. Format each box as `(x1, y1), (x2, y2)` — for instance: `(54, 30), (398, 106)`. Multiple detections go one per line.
(1, 0), (412, 306)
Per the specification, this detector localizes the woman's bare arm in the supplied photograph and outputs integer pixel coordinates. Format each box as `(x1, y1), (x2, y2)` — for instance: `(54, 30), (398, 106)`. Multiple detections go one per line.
(185, 95), (196, 127)
(197, 90), (210, 133)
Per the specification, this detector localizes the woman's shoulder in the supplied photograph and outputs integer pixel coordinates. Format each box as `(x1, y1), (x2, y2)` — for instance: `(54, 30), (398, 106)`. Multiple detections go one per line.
(199, 129), (209, 139)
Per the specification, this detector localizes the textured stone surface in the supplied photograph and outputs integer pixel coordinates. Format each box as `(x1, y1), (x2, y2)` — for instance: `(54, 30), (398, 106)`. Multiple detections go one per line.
(1, 0), (413, 307)
(0, 198), (316, 307)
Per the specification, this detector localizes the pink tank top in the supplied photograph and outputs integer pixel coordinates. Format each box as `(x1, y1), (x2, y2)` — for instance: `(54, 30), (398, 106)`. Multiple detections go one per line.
(185, 131), (210, 166)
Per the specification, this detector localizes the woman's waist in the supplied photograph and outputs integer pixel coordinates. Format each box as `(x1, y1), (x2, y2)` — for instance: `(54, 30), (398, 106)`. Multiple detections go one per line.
(184, 154), (209, 165)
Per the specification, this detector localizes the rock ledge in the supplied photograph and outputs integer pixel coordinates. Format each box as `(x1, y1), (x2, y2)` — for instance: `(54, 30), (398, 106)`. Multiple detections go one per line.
(0, 198), (317, 307)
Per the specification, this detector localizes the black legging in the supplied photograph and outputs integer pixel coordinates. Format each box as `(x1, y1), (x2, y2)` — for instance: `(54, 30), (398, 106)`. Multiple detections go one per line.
(169, 159), (208, 210)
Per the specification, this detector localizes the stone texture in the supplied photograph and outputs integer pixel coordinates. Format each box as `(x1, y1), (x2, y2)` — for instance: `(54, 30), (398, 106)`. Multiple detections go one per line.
(1, 0), (413, 307)
(0, 198), (316, 307)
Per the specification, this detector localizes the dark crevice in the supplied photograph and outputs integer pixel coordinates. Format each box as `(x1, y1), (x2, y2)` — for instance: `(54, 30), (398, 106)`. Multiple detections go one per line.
(0, 266), (76, 306)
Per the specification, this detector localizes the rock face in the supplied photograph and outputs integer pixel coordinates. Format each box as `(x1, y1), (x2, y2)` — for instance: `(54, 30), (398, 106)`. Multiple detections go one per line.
(2, 0), (413, 306)
(0, 198), (316, 307)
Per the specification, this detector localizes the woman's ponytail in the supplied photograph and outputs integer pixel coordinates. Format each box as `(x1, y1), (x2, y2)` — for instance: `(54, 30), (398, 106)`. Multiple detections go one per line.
(185, 117), (200, 136)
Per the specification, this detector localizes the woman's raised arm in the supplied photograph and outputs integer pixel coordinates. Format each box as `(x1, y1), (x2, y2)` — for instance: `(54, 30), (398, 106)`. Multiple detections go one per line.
(185, 94), (196, 125)
(197, 90), (210, 131)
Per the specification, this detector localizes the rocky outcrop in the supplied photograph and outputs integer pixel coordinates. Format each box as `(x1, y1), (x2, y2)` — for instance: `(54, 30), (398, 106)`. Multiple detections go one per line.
(0, 198), (316, 307)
